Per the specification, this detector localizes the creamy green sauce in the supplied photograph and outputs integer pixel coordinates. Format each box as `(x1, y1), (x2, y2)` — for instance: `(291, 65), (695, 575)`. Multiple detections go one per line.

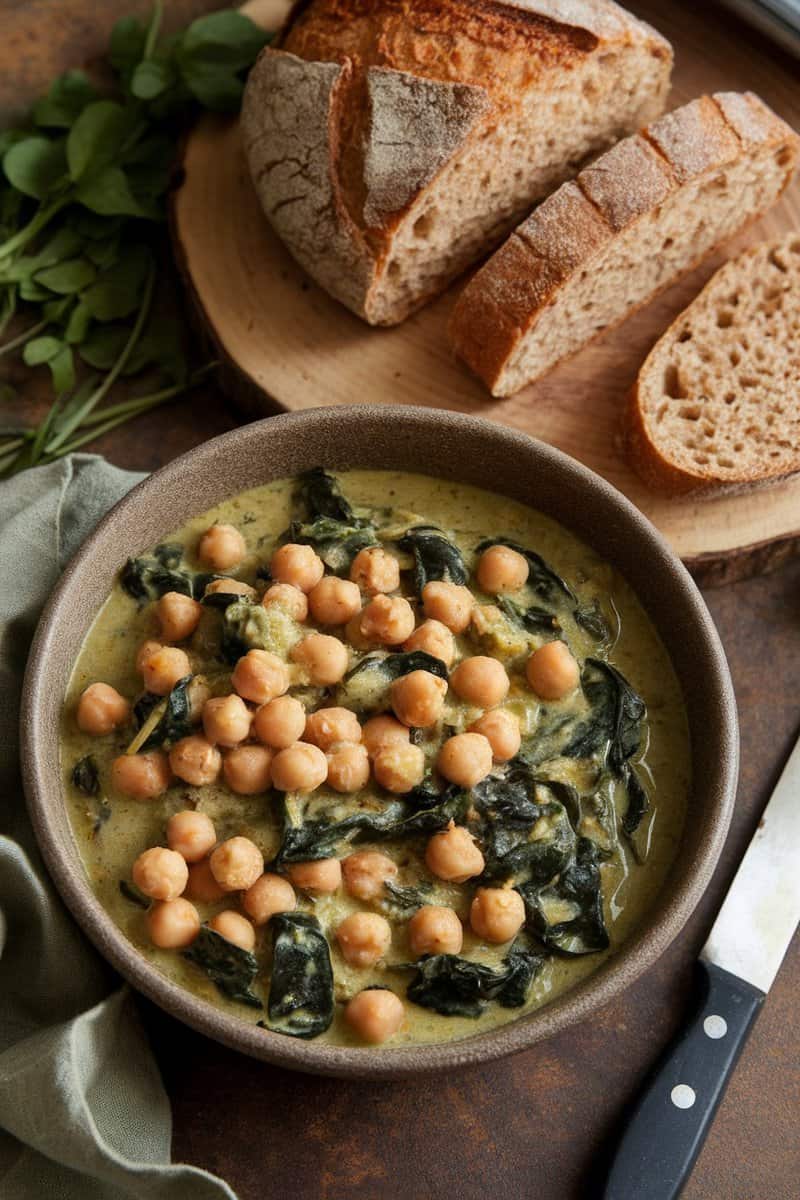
(62, 470), (690, 1047)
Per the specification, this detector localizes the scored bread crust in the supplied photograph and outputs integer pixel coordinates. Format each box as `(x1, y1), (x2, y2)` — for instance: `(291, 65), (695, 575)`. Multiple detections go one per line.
(449, 91), (800, 394)
(241, 0), (672, 324)
(626, 233), (800, 496)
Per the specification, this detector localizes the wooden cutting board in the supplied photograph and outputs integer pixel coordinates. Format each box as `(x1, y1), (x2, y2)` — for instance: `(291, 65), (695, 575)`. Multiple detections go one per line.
(171, 0), (800, 585)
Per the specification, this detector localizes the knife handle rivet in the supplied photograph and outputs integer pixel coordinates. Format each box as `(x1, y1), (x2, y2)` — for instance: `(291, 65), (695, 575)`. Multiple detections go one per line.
(670, 1084), (696, 1110)
(703, 1014), (728, 1039)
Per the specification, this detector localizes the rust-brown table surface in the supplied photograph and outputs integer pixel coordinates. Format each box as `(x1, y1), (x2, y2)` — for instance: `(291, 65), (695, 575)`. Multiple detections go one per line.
(2, 2), (799, 1197)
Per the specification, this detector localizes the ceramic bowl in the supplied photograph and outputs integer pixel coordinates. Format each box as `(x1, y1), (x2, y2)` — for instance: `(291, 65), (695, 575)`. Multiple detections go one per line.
(21, 405), (738, 1078)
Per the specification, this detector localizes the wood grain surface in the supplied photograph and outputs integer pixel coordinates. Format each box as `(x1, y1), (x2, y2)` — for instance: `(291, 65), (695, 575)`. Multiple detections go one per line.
(1, 2), (798, 1198)
(172, 0), (800, 585)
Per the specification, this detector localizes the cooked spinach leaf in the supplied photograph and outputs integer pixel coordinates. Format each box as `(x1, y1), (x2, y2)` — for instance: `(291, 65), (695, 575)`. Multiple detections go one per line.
(470, 766), (576, 885)
(213, 598), (290, 664)
(404, 940), (544, 1017)
(184, 925), (262, 1008)
(621, 763), (650, 839)
(499, 595), (560, 635)
(133, 674), (192, 750)
(382, 879), (432, 916)
(336, 650), (448, 714)
(119, 879), (148, 908)
(476, 537), (575, 605)
(121, 553), (193, 602)
(153, 542), (183, 570)
(273, 786), (466, 865)
(71, 754), (99, 795)
(283, 468), (377, 574)
(520, 838), (609, 956)
(574, 600), (611, 643)
(398, 525), (467, 592)
(267, 912), (333, 1039)
(562, 659), (646, 773)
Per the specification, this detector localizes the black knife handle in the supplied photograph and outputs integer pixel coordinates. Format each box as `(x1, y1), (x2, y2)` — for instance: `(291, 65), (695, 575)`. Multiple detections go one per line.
(603, 961), (765, 1200)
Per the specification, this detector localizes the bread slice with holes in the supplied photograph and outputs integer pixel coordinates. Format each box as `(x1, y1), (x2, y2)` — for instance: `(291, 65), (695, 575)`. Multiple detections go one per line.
(626, 234), (800, 495)
(241, 0), (673, 326)
(449, 92), (800, 395)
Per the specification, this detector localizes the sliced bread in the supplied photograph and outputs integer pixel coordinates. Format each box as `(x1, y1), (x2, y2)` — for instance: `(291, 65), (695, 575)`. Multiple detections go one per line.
(449, 92), (800, 395)
(241, 0), (672, 326)
(626, 233), (800, 495)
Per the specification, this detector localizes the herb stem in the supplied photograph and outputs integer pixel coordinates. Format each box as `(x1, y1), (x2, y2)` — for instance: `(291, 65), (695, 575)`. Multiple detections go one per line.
(0, 319), (49, 359)
(144, 1), (164, 59)
(0, 197), (69, 261)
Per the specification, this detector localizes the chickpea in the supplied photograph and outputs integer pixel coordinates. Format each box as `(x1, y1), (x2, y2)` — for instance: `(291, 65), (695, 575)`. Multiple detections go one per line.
(166, 810), (216, 863)
(469, 709), (521, 762)
(141, 646), (191, 696)
(526, 640), (580, 701)
(476, 545), (529, 594)
(209, 836), (263, 892)
(111, 751), (171, 800)
(157, 591), (202, 642)
(270, 742), (328, 792)
(336, 911), (392, 967)
(76, 682), (130, 735)
(374, 743), (425, 794)
(422, 581), (473, 633)
(242, 872), (296, 925)
(344, 611), (372, 651)
(204, 577), (256, 599)
(349, 547), (401, 596)
(136, 640), (162, 674)
(147, 898), (200, 949)
(425, 821), (485, 882)
(342, 851), (398, 901)
(208, 910), (256, 951)
(403, 619), (455, 667)
(362, 713), (411, 759)
(262, 581), (309, 622)
(391, 670), (447, 728)
(169, 735), (221, 786)
(223, 744), (273, 794)
(359, 594), (415, 646)
(304, 706), (361, 750)
(408, 905), (463, 956)
(470, 887), (526, 943)
(345, 988), (404, 1044)
(450, 656), (510, 708)
(286, 858), (341, 894)
(253, 695), (306, 749)
(270, 543), (324, 593)
(308, 576), (361, 626)
(327, 742), (371, 793)
(291, 633), (349, 685)
(197, 523), (246, 571)
(132, 846), (188, 901)
(184, 859), (225, 904)
(232, 649), (289, 706)
(437, 732), (493, 788)
(202, 694), (251, 748)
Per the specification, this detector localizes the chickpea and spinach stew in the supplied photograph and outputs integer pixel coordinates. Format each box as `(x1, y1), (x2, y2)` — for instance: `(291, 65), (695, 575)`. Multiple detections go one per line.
(63, 469), (690, 1047)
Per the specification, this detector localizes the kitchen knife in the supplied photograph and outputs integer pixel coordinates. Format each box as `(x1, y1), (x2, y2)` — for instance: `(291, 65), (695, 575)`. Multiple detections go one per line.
(603, 729), (800, 1199)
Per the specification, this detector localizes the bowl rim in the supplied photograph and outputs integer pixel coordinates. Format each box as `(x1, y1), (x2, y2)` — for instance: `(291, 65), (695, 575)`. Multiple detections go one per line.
(20, 404), (739, 1079)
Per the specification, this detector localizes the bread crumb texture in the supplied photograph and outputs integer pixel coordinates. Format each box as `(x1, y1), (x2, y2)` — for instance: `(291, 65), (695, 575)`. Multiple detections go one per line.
(628, 234), (800, 495)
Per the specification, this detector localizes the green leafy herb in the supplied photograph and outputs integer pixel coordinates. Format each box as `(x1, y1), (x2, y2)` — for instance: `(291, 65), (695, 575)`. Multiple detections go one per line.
(267, 912), (334, 1038)
(336, 650), (448, 714)
(71, 754), (99, 795)
(398, 525), (467, 593)
(381, 879), (432, 917)
(519, 838), (609, 956)
(498, 595), (561, 636)
(121, 554), (193, 602)
(133, 674), (192, 750)
(119, 879), (149, 908)
(184, 924), (262, 1008)
(282, 468), (377, 574)
(574, 600), (611, 643)
(404, 941), (544, 1017)
(0, 2), (271, 477)
(562, 659), (646, 773)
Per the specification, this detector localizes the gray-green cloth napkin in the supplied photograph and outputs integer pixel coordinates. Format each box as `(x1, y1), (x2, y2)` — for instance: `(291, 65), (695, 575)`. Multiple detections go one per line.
(0, 455), (237, 1200)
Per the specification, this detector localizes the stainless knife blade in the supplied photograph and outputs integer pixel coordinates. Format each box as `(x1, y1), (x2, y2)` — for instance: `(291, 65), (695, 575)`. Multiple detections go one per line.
(701, 728), (800, 993)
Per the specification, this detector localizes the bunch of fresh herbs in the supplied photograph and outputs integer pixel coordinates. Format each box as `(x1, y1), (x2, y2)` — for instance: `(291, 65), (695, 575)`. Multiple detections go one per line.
(0, 1), (271, 476)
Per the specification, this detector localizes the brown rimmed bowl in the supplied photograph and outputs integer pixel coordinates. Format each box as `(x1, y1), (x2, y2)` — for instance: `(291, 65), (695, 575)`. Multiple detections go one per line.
(21, 405), (738, 1079)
